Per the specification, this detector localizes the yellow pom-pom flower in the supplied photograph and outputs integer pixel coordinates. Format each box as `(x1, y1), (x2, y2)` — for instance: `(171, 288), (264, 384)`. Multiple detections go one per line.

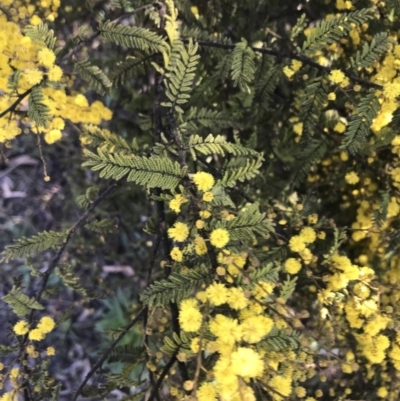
(210, 228), (230, 248)
(168, 222), (189, 242)
(197, 382), (218, 401)
(288, 235), (306, 252)
(48, 65), (63, 82)
(46, 347), (56, 356)
(299, 227), (316, 244)
(37, 316), (55, 333)
(193, 171), (215, 191)
(345, 171), (359, 185)
(44, 129), (62, 144)
(202, 192), (214, 202)
(227, 287), (248, 310)
(170, 247), (183, 262)
(194, 236), (207, 255)
(13, 320), (29, 336)
(206, 282), (228, 306)
(179, 299), (202, 332)
(26, 69), (44, 85)
(285, 258), (302, 274)
(38, 48), (56, 69)
(28, 329), (45, 341)
(230, 347), (264, 378)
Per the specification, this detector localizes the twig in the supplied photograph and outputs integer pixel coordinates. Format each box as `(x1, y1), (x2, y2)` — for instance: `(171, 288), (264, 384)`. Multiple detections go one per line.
(183, 39), (383, 90)
(147, 353), (177, 401)
(0, 87), (33, 119)
(72, 307), (147, 401)
(59, 2), (159, 64)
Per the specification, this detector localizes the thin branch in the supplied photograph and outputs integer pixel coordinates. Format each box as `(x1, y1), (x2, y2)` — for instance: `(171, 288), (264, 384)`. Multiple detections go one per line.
(184, 39), (383, 90)
(147, 353), (177, 401)
(0, 87), (33, 119)
(72, 307), (147, 401)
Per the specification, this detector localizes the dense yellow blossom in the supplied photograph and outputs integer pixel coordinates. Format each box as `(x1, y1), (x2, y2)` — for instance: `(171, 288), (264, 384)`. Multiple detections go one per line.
(13, 320), (29, 335)
(206, 282), (228, 306)
(179, 298), (202, 332)
(285, 258), (302, 274)
(168, 222), (189, 242)
(37, 316), (55, 333)
(170, 247), (183, 261)
(210, 228), (230, 248)
(193, 171), (215, 191)
(230, 347), (264, 378)
(289, 235), (306, 252)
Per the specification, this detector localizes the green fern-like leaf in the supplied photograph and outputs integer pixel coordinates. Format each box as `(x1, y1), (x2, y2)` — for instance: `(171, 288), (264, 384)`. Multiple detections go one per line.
(220, 203), (274, 241)
(99, 20), (166, 53)
(141, 267), (209, 307)
(1, 230), (67, 262)
(24, 22), (57, 49)
(290, 138), (328, 187)
(3, 286), (44, 316)
(108, 345), (144, 363)
(163, 40), (200, 111)
(231, 39), (255, 93)
(373, 190), (390, 227)
(259, 326), (301, 351)
(248, 263), (280, 284)
(161, 331), (197, 355)
(183, 107), (242, 132)
(0, 344), (18, 356)
(7, 70), (21, 93)
(56, 264), (101, 299)
(81, 124), (137, 154)
(351, 32), (392, 69)
(74, 60), (112, 95)
(82, 148), (186, 190)
(188, 134), (259, 161)
(28, 86), (51, 127)
(220, 154), (264, 187)
(302, 9), (372, 54)
(254, 64), (282, 111)
(340, 92), (380, 154)
(280, 275), (298, 301)
(85, 218), (116, 233)
(110, 55), (151, 86)
(298, 76), (328, 137)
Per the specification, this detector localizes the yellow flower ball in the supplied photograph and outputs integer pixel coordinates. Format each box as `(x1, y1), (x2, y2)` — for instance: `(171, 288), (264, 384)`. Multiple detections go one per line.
(193, 171), (215, 191)
(210, 228), (230, 248)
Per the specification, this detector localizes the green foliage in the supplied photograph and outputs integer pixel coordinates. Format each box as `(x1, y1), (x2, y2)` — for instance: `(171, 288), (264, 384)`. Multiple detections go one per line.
(81, 124), (138, 154)
(247, 263), (280, 284)
(99, 20), (166, 53)
(231, 39), (255, 93)
(85, 218), (116, 233)
(110, 55), (151, 86)
(0, 344), (18, 356)
(351, 32), (392, 69)
(373, 190), (390, 227)
(161, 331), (196, 355)
(141, 267), (209, 307)
(290, 138), (328, 187)
(24, 22), (57, 49)
(220, 154), (264, 187)
(280, 276), (298, 301)
(108, 345), (144, 363)
(163, 40), (200, 112)
(298, 76), (328, 138)
(82, 148), (186, 189)
(254, 63), (282, 111)
(28, 86), (52, 127)
(74, 60), (112, 95)
(187, 134), (259, 161)
(183, 107), (241, 132)
(302, 9), (372, 54)
(221, 203), (274, 241)
(1, 230), (67, 262)
(56, 264), (101, 299)
(3, 286), (44, 316)
(259, 326), (301, 351)
(341, 92), (380, 154)
(7, 70), (21, 93)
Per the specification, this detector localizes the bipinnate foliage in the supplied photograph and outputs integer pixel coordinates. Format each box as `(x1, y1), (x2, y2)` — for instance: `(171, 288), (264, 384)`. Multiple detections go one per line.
(4, 0), (400, 400)
(141, 267), (209, 307)
(74, 60), (112, 95)
(82, 148), (186, 189)
(1, 230), (67, 262)
(3, 287), (44, 317)
(28, 86), (52, 127)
